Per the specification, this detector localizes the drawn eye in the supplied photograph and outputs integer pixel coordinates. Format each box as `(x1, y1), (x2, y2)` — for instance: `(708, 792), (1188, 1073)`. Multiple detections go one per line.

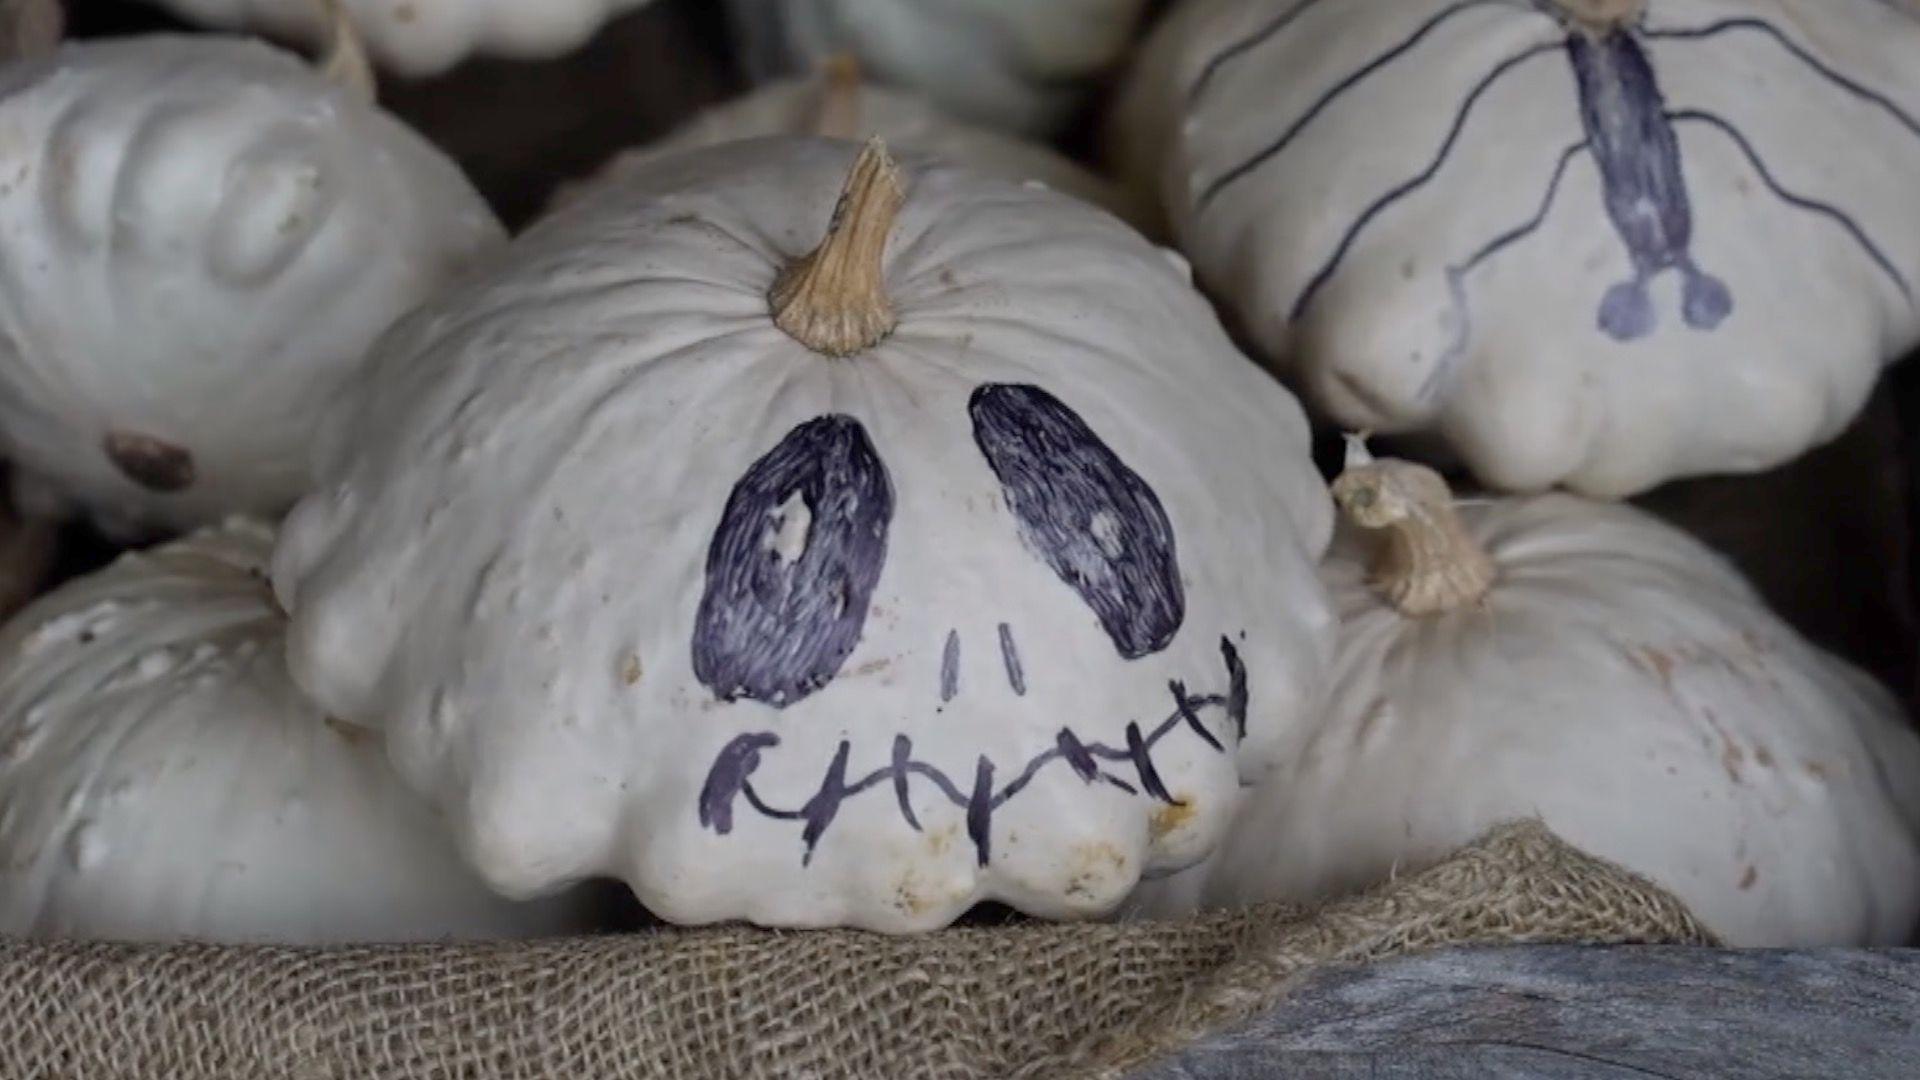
(968, 384), (1185, 659)
(692, 415), (893, 707)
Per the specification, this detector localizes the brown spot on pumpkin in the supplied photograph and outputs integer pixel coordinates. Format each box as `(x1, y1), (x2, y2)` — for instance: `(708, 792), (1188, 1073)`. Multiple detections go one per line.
(1739, 865), (1758, 890)
(1699, 707), (1745, 784)
(923, 823), (958, 858)
(939, 268), (958, 287)
(620, 654), (643, 687)
(1754, 746), (1775, 768)
(1149, 800), (1198, 843)
(104, 431), (194, 492)
(323, 716), (371, 746)
(892, 871), (935, 917)
(1639, 646), (1677, 691)
(1063, 846), (1130, 901)
(850, 657), (891, 678)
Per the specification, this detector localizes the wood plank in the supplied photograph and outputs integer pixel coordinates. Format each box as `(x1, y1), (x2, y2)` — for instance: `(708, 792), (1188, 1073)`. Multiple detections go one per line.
(1132, 946), (1920, 1080)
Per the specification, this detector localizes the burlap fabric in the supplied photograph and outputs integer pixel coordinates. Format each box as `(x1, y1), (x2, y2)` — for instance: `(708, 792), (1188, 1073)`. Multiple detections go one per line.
(0, 821), (1713, 1079)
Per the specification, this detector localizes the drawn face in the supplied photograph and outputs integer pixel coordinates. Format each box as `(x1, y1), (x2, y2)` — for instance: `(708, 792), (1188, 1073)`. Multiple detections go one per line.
(690, 383), (1249, 868)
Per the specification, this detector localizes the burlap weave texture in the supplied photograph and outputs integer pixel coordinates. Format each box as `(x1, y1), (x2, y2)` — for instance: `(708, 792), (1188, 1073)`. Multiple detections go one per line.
(0, 820), (1714, 1079)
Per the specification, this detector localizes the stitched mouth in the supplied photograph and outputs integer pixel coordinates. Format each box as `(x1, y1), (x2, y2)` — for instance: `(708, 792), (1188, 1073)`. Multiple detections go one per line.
(697, 636), (1249, 868)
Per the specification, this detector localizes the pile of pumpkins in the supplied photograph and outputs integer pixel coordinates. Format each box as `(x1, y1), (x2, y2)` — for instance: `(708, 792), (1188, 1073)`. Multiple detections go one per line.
(0, 0), (1916, 949)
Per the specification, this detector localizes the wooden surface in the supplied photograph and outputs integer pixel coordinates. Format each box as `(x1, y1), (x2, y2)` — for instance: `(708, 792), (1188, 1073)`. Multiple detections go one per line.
(1133, 946), (1920, 1079)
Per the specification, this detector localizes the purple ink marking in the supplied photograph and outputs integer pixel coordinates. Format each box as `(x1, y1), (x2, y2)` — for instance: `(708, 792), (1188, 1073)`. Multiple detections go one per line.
(969, 384), (1184, 660)
(940, 629), (961, 703)
(692, 415), (893, 709)
(891, 734), (920, 831)
(1288, 41), (1562, 321)
(798, 740), (854, 866)
(1171, 681), (1224, 752)
(1568, 30), (1731, 341)
(1125, 721), (1175, 803)
(1197, 0), (1541, 210)
(966, 757), (995, 866)
(697, 732), (780, 833)
(1222, 637), (1249, 740)
(998, 623), (1027, 696)
(1667, 108), (1911, 299)
(1058, 728), (1099, 782)
(698, 636), (1248, 866)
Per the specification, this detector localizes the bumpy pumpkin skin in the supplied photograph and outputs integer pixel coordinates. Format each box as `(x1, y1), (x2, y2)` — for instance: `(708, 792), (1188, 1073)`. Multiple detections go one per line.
(0, 38), (503, 538)
(273, 137), (1336, 932)
(725, 0), (1154, 135)
(1118, 0), (1920, 496)
(1130, 496), (1920, 947)
(0, 519), (596, 944)
(143, 0), (655, 76)
(556, 75), (1156, 233)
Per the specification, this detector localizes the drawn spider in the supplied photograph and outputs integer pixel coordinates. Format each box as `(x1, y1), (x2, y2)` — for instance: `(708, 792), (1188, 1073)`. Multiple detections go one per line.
(1190, 0), (1918, 361)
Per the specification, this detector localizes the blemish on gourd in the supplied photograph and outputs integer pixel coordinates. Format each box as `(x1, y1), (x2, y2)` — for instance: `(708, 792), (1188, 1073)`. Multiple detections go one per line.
(1697, 707), (1747, 784)
(1064, 841), (1131, 901)
(621, 653), (644, 687)
(323, 715), (370, 746)
(104, 431), (195, 493)
(1739, 865), (1759, 890)
(1149, 799), (1197, 843)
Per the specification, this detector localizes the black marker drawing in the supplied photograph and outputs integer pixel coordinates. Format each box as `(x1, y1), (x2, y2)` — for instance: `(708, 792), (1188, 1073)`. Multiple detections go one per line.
(940, 629), (961, 703)
(699, 637), (1251, 866)
(969, 384), (1185, 660)
(998, 623), (1027, 696)
(1192, 0), (1917, 373)
(692, 414), (894, 708)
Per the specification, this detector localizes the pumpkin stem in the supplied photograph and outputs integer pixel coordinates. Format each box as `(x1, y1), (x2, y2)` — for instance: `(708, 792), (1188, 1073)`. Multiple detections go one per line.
(813, 54), (865, 140)
(1551, 0), (1645, 33)
(0, 0), (63, 62)
(1330, 440), (1494, 616)
(316, 0), (377, 104)
(771, 137), (904, 357)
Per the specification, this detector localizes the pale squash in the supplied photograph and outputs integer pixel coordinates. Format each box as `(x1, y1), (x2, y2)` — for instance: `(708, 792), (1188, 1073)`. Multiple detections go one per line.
(272, 138), (1336, 932)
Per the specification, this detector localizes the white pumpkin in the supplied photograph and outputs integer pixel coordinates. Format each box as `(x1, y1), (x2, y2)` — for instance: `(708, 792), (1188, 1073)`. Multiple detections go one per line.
(270, 137), (1336, 932)
(1129, 446), (1920, 947)
(554, 60), (1156, 233)
(0, 519), (599, 944)
(141, 0), (656, 76)
(724, 0), (1154, 135)
(1116, 0), (1920, 497)
(0, 31), (502, 538)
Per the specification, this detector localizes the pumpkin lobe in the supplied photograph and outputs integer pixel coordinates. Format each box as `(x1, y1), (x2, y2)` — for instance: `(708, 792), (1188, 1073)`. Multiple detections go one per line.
(1331, 446), (1493, 616)
(770, 138), (904, 357)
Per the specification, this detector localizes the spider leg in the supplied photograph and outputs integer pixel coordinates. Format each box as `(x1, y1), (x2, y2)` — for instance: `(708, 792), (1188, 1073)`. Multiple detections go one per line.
(1679, 260), (1734, 331)
(1195, 2), (1556, 210)
(1289, 41), (1565, 322)
(1667, 108), (1913, 303)
(1641, 17), (1920, 141)
(1435, 138), (1592, 396)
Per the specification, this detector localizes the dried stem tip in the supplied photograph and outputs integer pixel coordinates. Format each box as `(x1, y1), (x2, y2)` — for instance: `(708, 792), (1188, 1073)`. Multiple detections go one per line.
(771, 138), (904, 357)
(316, 0), (377, 104)
(1552, 0), (1645, 32)
(1330, 451), (1494, 617)
(813, 54), (865, 140)
(0, 0), (64, 62)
